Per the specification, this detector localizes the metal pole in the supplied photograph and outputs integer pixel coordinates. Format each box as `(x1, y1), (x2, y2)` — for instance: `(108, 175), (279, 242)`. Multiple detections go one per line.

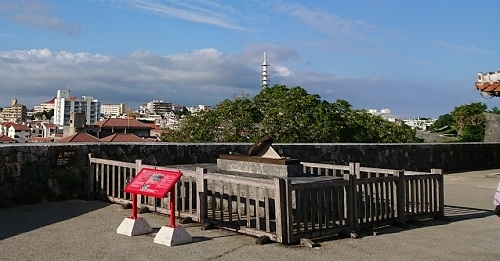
(131, 193), (137, 219)
(169, 187), (176, 228)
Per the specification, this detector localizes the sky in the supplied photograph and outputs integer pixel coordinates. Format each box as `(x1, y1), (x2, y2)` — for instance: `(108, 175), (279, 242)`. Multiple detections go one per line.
(1, 0), (500, 119)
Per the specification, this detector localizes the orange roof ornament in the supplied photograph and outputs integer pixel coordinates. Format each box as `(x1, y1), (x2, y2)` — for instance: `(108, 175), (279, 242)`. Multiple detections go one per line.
(475, 71), (500, 98)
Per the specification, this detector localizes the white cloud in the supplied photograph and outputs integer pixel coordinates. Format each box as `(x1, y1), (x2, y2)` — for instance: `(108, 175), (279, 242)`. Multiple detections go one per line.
(430, 40), (492, 54)
(103, 0), (245, 30)
(273, 65), (291, 77)
(0, 0), (80, 35)
(0, 49), (111, 63)
(275, 3), (378, 42)
(0, 46), (476, 118)
(0, 47), (267, 109)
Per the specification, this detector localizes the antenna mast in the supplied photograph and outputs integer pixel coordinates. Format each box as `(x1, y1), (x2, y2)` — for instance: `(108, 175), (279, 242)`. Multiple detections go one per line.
(261, 52), (270, 89)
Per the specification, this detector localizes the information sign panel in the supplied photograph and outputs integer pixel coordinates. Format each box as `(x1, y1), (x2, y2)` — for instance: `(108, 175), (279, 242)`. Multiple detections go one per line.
(124, 168), (183, 198)
(56, 150), (76, 166)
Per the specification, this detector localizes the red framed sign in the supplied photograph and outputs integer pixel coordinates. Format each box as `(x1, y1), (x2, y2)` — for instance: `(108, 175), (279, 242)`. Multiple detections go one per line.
(124, 168), (183, 198)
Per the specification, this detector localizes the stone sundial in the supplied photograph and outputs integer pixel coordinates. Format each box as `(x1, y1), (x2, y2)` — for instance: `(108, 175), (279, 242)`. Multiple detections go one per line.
(217, 135), (302, 177)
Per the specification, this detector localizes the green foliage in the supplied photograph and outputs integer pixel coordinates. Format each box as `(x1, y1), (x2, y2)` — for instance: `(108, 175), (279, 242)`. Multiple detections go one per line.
(253, 85), (333, 142)
(34, 109), (54, 120)
(431, 102), (493, 142)
(162, 96), (262, 142)
(430, 114), (453, 131)
(451, 102), (486, 135)
(215, 97), (262, 142)
(174, 107), (190, 117)
(179, 110), (220, 142)
(459, 125), (485, 142)
(340, 110), (422, 143)
(162, 84), (422, 143)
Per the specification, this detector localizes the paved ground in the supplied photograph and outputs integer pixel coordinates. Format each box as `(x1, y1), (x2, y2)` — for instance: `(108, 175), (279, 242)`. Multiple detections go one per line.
(1, 169), (500, 261)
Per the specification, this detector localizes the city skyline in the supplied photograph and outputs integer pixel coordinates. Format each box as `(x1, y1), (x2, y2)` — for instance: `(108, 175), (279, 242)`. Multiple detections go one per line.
(1, 1), (500, 118)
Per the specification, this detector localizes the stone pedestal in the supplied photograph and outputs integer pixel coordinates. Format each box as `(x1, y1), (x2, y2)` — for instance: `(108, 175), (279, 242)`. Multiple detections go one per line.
(116, 217), (153, 236)
(217, 154), (302, 177)
(154, 226), (192, 246)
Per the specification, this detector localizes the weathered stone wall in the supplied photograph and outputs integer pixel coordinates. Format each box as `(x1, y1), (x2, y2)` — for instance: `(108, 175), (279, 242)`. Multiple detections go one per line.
(415, 130), (457, 143)
(484, 113), (500, 142)
(0, 143), (250, 208)
(1, 142), (500, 207)
(274, 143), (500, 172)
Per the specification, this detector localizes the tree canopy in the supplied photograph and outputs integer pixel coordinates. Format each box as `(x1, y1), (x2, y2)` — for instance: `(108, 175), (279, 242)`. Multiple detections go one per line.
(162, 84), (421, 143)
(33, 109), (54, 121)
(431, 102), (492, 142)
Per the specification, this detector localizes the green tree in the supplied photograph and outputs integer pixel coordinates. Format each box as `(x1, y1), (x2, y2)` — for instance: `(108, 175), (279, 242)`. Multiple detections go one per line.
(175, 107), (190, 117)
(339, 110), (421, 143)
(430, 114), (453, 131)
(162, 96), (261, 142)
(253, 84), (332, 143)
(34, 109), (54, 120)
(459, 124), (485, 142)
(213, 97), (262, 142)
(162, 84), (422, 143)
(162, 110), (219, 142)
(450, 102), (486, 137)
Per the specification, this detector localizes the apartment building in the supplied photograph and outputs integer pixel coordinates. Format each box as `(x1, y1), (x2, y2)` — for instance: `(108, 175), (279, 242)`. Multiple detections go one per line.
(53, 90), (100, 126)
(0, 99), (27, 123)
(33, 97), (56, 113)
(101, 103), (127, 118)
(1, 122), (31, 143)
(368, 108), (407, 124)
(139, 100), (172, 116)
(403, 117), (436, 130)
(188, 104), (212, 114)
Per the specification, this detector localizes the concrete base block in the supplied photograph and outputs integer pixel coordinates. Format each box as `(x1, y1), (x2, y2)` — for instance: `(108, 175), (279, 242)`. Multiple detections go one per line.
(154, 226), (192, 246)
(116, 217), (153, 236)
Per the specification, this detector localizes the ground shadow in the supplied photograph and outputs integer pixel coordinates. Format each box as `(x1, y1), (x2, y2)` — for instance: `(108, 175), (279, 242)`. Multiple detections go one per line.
(353, 204), (497, 238)
(0, 199), (110, 240)
(442, 205), (496, 222)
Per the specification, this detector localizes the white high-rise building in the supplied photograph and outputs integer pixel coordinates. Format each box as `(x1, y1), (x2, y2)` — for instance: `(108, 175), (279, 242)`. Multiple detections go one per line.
(54, 90), (100, 126)
(261, 52), (270, 89)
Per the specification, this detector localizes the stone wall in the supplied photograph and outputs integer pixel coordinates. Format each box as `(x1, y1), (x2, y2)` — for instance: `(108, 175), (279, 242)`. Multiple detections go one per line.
(484, 113), (500, 142)
(1, 142), (500, 207)
(274, 143), (500, 172)
(415, 130), (457, 143)
(0, 143), (250, 208)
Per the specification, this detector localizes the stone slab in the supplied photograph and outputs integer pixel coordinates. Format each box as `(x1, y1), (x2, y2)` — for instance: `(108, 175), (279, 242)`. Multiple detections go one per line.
(217, 158), (303, 177)
(154, 226), (192, 246)
(218, 154), (300, 165)
(116, 217), (153, 236)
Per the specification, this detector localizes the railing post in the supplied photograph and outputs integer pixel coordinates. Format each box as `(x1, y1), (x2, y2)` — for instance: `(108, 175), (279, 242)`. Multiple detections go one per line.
(196, 167), (207, 223)
(284, 178), (293, 244)
(395, 170), (407, 226)
(343, 173), (357, 232)
(87, 153), (95, 198)
(349, 162), (360, 179)
(431, 168), (444, 218)
(348, 162), (360, 231)
(134, 159), (142, 206)
(134, 159), (142, 175)
(274, 178), (287, 243)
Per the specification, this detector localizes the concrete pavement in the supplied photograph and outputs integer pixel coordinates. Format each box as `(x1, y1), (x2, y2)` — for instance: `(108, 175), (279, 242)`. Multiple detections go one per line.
(1, 169), (499, 261)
